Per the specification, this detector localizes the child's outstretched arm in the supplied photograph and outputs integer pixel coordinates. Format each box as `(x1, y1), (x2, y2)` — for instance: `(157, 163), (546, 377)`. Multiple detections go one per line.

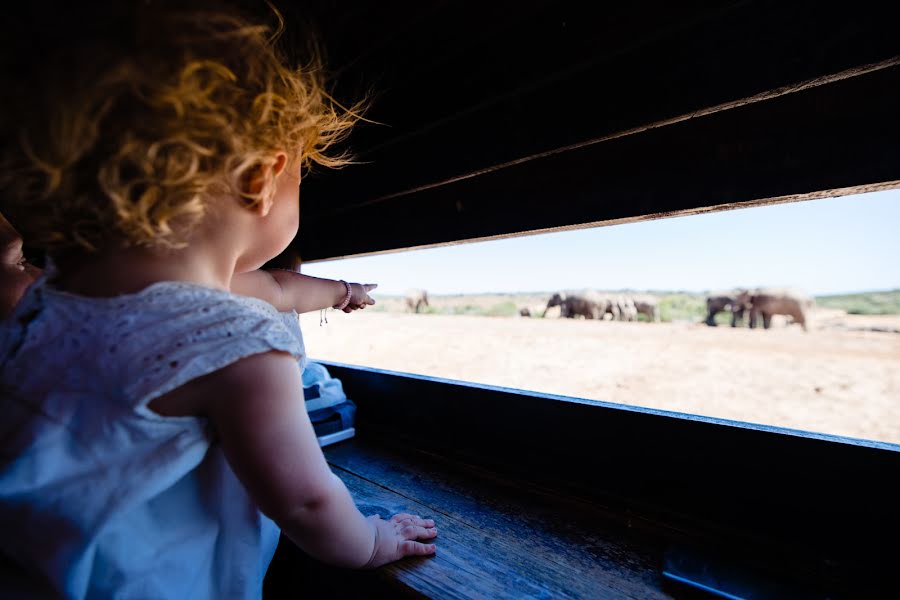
(232, 270), (376, 314)
(153, 351), (437, 568)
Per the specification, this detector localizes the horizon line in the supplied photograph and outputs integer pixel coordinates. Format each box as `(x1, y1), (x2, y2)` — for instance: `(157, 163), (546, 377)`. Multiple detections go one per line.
(371, 287), (900, 298)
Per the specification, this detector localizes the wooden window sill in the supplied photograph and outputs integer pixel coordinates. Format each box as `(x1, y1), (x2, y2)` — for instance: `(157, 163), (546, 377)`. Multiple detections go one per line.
(266, 437), (694, 599)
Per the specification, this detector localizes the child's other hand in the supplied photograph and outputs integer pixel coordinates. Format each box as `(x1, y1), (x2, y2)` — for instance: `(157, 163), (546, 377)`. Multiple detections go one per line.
(343, 283), (377, 313)
(364, 513), (437, 568)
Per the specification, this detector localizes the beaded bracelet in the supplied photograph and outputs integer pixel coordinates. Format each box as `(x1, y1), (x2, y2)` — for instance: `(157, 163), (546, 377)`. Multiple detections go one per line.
(333, 280), (352, 310)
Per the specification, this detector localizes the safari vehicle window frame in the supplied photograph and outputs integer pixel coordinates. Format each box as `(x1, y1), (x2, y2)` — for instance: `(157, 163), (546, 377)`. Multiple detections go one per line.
(278, 2), (900, 594)
(312, 348), (898, 586)
(295, 70), (900, 593)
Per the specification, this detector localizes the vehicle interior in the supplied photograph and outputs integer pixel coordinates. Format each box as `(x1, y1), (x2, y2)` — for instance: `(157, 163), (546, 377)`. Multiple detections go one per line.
(259, 2), (900, 598)
(9, 1), (900, 598)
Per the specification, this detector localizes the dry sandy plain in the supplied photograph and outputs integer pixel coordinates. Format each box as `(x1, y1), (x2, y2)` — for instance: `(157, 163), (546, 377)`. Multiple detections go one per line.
(300, 307), (900, 445)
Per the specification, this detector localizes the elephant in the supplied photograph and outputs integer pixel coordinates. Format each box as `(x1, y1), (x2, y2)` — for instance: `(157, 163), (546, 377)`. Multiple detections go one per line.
(631, 295), (660, 322)
(705, 294), (742, 327)
(564, 294), (601, 319)
(545, 291), (648, 321)
(734, 288), (813, 331)
(584, 292), (619, 320)
(615, 295), (638, 322)
(543, 293), (599, 319)
(405, 289), (430, 313)
(542, 293), (568, 318)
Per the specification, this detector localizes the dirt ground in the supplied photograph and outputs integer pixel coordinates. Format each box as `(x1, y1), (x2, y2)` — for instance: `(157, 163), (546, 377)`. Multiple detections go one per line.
(299, 309), (900, 445)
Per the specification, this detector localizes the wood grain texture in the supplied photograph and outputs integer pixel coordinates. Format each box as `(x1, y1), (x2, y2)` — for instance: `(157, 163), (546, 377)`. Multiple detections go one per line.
(298, 66), (900, 260)
(264, 436), (856, 598)
(281, 1), (900, 261)
(325, 439), (674, 599)
(297, 1), (900, 210)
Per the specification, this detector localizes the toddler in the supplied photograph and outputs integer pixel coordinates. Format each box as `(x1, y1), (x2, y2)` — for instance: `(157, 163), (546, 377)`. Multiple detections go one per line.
(0, 3), (436, 599)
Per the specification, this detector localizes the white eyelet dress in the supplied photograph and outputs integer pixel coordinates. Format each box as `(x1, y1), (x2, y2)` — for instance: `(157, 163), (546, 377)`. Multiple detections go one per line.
(0, 278), (305, 599)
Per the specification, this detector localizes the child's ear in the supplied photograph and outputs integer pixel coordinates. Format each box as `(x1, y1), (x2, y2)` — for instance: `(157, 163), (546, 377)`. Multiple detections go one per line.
(247, 153), (290, 216)
(270, 152), (289, 178)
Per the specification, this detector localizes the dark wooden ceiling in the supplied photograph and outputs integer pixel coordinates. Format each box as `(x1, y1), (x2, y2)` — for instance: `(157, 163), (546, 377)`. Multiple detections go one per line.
(277, 2), (900, 261)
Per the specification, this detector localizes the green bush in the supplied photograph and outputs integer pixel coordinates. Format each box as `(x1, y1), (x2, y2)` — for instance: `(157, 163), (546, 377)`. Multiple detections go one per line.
(657, 294), (707, 323)
(484, 301), (519, 317)
(815, 290), (900, 315)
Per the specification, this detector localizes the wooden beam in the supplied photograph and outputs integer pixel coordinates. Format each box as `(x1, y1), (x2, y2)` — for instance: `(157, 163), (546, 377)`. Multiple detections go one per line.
(301, 2), (900, 210)
(299, 66), (900, 260)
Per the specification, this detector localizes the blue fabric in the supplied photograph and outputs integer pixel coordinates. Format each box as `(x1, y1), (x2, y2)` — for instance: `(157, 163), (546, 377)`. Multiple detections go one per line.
(302, 362), (355, 437)
(308, 401), (357, 436)
(0, 279), (296, 599)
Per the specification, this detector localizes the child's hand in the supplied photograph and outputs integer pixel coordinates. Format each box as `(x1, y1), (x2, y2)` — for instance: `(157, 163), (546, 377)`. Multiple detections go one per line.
(364, 513), (437, 568)
(341, 283), (377, 313)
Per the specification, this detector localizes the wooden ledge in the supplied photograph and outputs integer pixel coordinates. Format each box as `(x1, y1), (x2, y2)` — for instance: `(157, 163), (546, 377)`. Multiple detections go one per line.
(266, 437), (677, 599)
(265, 437), (870, 598)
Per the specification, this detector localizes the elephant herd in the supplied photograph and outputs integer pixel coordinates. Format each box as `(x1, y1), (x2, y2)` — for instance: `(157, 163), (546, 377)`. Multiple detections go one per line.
(405, 287), (813, 331)
(538, 287), (813, 331)
(705, 288), (814, 331)
(541, 292), (659, 322)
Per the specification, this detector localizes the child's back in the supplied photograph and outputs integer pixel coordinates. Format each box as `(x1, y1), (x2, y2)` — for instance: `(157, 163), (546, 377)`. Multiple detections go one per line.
(1, 280), (301, 597)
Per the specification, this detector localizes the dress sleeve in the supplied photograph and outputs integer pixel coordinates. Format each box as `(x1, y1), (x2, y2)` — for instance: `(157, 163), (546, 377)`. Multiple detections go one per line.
(122, 293), (304, 412)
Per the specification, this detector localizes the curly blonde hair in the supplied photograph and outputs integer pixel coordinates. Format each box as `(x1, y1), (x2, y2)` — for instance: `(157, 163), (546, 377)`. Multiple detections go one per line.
(1, 2), (361, 253)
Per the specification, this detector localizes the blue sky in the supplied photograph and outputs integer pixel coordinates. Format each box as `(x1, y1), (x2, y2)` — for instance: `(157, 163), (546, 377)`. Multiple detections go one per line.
(301, 189), (900, 296)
